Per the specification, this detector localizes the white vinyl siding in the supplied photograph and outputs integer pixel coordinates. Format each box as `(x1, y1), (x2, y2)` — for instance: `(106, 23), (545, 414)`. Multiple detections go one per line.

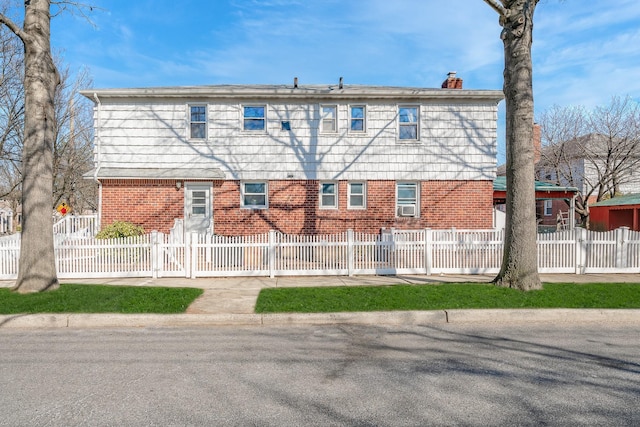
(90, 99), (499, 182)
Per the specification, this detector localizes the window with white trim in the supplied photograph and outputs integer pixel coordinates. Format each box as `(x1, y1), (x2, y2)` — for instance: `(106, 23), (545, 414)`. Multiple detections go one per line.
(189, 105), (207, 139)
(320, 182), (338, 208)
(398, 106), (419, 140)
(544, 199), (553, 216)
(321, 105), (337, 132)
(242, 182), (268, 208)
(243, 105), (266, 131)
(396, 182), (418, 217)
(350, 105), (366, 132)
(348, 182), (366, 209)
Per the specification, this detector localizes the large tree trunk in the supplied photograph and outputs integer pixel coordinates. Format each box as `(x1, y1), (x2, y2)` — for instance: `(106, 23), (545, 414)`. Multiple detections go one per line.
(12, 0), (60, 293)
(493, 0), (541, 290)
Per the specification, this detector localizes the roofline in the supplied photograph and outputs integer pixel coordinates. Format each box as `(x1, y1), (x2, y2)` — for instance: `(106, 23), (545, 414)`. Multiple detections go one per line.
(83, 167), (225, 180)
(79, 86), (504, 103)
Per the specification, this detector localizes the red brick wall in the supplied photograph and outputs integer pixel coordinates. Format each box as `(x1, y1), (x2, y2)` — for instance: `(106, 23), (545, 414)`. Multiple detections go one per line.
(100, 179), (183, 232)
(100, 179), (493, 234)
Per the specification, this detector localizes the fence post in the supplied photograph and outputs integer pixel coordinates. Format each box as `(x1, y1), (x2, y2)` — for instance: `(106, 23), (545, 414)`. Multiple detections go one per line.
(190, 232), (198, 279)
(268, 230), (276, 278)
(184, 232), (191, 278)
(347, 229), (354, 277)
(574, 227), (587, 274)
(151, 231), (159, 279)
(424, 228), (432, 275)
(616, 227), (629, 269)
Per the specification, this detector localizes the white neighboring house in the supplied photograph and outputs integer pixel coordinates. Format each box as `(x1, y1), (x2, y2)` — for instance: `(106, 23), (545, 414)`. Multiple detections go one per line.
(537, 133), (640, 203)
(0, 201), (13, 234)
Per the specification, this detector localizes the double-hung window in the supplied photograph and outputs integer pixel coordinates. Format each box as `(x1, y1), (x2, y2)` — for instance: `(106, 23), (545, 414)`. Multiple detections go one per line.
(350, 105), (366, 132)
(348, 182), (366, 209)
(321, 105), (337, 133)
(242, 182), (268, 208)
(320, 182), (338, 208)
(243, 105), (266, 131)
(189, 105), (207, 139)
(544, 200), (553, 216)
(396, 182), (418, 217)
(399, 106), (419, 140)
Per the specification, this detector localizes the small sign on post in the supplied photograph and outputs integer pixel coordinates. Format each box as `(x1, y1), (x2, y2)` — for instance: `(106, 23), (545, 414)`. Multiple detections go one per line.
(57, 203), (69, 216)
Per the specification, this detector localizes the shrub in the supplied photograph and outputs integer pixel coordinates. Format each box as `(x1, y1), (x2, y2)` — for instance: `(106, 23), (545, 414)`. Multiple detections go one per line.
(96, 221), (145, 239)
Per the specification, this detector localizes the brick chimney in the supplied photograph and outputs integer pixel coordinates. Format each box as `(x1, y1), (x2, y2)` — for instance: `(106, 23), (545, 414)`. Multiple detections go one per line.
(442, 71), (463, 89)
(533, 123), (541, 164)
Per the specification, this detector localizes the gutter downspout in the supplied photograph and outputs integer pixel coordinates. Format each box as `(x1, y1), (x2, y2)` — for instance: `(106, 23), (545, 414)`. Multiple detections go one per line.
(93, 93), (102, 230)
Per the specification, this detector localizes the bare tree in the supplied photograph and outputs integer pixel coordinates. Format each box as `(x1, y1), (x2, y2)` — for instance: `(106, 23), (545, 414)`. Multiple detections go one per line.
(586, 97), (640, 200)
(1, 26), (96, 234)
(0, 20), (24, 231)
(0, 0), (60, 293)
(484, 0), (541, 290)
(537, 97), (640, 227)
(52, 66), (97, 214)
(0, 20), (24, 200)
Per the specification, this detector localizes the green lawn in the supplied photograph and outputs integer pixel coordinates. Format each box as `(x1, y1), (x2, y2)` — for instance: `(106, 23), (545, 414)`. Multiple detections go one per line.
(0, 284), (203, 314)
(255, 283), (640, 313)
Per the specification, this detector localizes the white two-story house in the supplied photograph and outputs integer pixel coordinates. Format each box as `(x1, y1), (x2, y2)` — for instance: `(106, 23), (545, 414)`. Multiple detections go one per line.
(81, 73), (503, 236)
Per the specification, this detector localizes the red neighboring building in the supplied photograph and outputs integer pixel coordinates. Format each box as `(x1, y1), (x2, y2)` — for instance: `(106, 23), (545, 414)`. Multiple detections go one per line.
(589, 194), (640, 231)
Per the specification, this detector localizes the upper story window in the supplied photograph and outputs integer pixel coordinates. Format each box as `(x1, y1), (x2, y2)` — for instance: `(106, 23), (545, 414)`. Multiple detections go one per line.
(189, 105), (207, 139)
(350, 105), (366, 132)
(348, 182), (366, 209)
(321, 105), (337, 133)
(242, 182), (268, 208)
(243, 106), (266, 131)
(320, 182), (338, 208)
(398, 106), (419, 140)
(396, 182), (418, 218)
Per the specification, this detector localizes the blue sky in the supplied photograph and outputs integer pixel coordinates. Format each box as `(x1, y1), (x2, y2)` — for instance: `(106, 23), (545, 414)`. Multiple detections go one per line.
(48, 0), (640, 163)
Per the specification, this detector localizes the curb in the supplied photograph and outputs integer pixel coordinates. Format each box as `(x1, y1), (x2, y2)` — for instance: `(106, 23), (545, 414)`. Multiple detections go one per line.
(2, 309), (640, 329)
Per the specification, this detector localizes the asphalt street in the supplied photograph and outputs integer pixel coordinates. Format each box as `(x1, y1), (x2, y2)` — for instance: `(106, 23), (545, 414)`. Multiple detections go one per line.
(1, 323), (639, 426)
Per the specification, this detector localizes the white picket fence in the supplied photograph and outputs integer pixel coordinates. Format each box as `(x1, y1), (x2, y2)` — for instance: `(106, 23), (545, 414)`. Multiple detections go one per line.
(1, 227), (639, 280)
(52, 214), (99, 237)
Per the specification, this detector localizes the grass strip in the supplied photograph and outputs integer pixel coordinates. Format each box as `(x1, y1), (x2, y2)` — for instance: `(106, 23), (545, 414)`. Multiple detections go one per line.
(0, 284), (203, 314)
(255, 283), (640, 313)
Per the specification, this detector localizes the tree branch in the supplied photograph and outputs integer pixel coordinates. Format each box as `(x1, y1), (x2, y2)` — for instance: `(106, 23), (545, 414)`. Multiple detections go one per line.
(51, 1), (104, 27)
(483, 0), (508, 17)
(0, 13), (28, 44)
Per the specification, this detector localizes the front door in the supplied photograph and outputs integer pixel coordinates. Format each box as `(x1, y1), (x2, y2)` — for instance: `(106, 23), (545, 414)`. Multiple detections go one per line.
(184, 183), (212, 234)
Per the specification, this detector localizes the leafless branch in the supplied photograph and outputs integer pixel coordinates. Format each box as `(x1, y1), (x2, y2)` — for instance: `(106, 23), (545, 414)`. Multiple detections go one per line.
(0, 12), (27, 43)
(51, 1), (104, 27)
(482, 0), (508, 17)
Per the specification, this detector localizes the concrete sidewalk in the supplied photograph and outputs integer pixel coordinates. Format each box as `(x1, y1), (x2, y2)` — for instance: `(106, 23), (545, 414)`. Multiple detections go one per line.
(1, 274), (639, 329)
